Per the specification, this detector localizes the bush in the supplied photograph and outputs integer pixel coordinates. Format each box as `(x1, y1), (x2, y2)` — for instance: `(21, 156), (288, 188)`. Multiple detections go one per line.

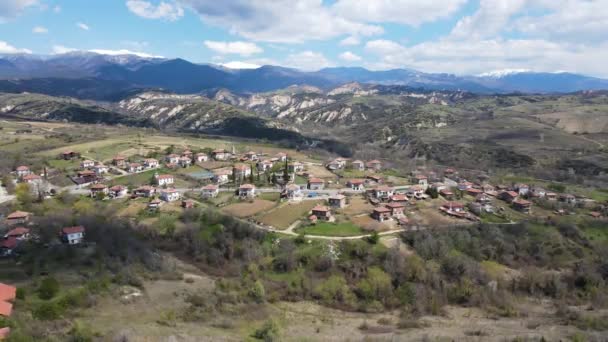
(15, 288), (25, 300)
(38, 276), (60, 300)
(249, 280), (266, 303)
(253, 319), (281, 341)
(33, 301), (64, 320)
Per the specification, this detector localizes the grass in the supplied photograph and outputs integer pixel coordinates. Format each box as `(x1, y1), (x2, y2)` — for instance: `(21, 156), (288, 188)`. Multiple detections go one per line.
(258, 192), (280, 201)
(257, 201), (320, 229)
(221, 199), (277, 218)
(109, 169), (158, 187)
(296, 222), (364, 237)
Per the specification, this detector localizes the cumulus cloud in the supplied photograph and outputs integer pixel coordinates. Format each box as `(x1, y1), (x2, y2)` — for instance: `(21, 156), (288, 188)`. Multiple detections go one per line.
(0, 40), (32, 54)
(126, 0), (184, 21)
(0, 0), (38, 22)
(203, 40), (263, 56)
(32, 25), (47, 33)
(179, 0), (383, 43)
(339, 36), (360, 46)
(284, 51), (332, 71)
(76, 22), (90, 30)
(339, 51), (362, 62)
(332, 0), (467, 26)
(52, 45), (164, 58)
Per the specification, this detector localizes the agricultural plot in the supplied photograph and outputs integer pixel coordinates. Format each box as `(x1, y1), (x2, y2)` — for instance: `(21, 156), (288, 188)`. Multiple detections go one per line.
(296, 222), (364, 237)
(257, 200), (321, 229)
(221, 199), (277, 218)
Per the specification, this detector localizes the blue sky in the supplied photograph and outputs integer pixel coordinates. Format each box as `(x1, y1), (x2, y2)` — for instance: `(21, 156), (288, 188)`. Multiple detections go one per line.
(1, 0), (607, 77)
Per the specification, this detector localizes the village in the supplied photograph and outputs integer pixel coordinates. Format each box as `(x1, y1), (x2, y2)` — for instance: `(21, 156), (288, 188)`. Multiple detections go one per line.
(2, 139), (606, 259)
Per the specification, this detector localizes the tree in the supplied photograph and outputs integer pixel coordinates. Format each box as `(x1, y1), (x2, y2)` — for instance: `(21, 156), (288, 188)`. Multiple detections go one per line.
(249, 165), (255, 183)
(283, 160), (290, 183)
(356, 267), (393, 305)
(1, 174), (15, 194)
(15, 183), (34, 206)
(38, 276), (60, 300)
(367, 231), (380, 244)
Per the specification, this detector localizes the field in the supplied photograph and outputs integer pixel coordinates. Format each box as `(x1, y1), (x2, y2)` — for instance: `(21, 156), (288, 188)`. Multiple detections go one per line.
(221, 199), (277, 218)
(257, 201), (321, 229)
(341, 196), (374, 216)
(296, 221), (364, 237)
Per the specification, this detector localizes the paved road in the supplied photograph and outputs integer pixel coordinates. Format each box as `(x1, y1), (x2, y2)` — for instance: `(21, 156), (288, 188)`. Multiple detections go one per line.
(0, 181), (15, 205)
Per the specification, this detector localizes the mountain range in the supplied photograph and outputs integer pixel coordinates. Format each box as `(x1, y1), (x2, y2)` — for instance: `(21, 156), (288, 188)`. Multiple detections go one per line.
(0, 52), (607, 100)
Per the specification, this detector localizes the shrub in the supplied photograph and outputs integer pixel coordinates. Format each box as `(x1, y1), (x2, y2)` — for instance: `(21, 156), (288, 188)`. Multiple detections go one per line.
(33, 301), (64, 320)
(38, 276), (60, 300)
(253, 319), (281, 341)
(15, 288), (25, 300)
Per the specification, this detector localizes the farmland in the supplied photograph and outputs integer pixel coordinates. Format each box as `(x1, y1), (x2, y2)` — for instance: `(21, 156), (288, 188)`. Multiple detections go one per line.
(257, 200), (321, 229)
(296, 221), (364, 237)
(221, 199), (277, 218)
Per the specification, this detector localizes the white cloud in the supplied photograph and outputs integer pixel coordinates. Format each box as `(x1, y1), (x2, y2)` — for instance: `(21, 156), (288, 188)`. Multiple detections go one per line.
(32, 25), (47, 34)
(449, 0), (527, 40)
(52, 45), (77, 54)
(76, 22), (90, 30)
(333, 0), (467, 26)
(339, 36), (360, 46)
(53, 5), (60, 13)
(0, 0), (38, 22)
(220, 61), (261, 69)
(52, 45), (164, 58)
(179, 0), (383, 43)
(339, 51), (362, 62)
(203, 40), (263, 56)
(284, 51), (332, 71)
(0, 40), (32, 54)
(126, 0), (184, 21)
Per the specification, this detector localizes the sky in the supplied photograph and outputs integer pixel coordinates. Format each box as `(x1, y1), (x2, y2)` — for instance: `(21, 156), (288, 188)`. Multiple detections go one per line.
(0, 0), (607, 77)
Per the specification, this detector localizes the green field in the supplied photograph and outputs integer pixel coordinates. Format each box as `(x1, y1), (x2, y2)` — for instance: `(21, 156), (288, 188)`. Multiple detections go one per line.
(296, 222), (364, 237)
(257, 200), (320, 229)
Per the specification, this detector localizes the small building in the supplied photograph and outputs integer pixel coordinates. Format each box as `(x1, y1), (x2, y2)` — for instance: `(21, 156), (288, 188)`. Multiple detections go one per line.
(466, 188), (483, 197)
(311, 205), (333, 222)
(212, 149), (231, 161)
(182, 200), (195, 209)
(440, 189), (454, 200)
(283, 184), (302, 200)
(155, 174), (175, 186)
(366, 175), (383, 184)
(287, 162), (305, 173)
(15, 165), (30, 178)
(160, 189), (180, 202)
(257, 160), (274, 172)
(457, 181), (474, 191)
(80, 160), (95, 169)
(127, 163), (144, 173)
(195, 153), (209, 163)
(351, 160), (365, 171)
(182, 150), (193, 158)
(61, 226), (85, 245)
(201, 184), (220, 198)
(213, 169), (232, 184)
(244, 151), (259, 161)
(179, 157), (192, 168)
(560, 194), (577, 205)
(498, 191), (519, 203)
(113, 156), (127, 168)
(238, 184), (256, 198)
(21, 174), (42, 184)
(93, 164), (109, 176)
(475, 193), (492, 204)
(328, 194), (347, 208)
(442, 202), (465, 213)
(61, 151), (80, 160)
(407, 185), (426, 199)
(546, 192), (558, 201)
(515, 183), (530, 196)
(90, 183), (108, 198)
(308, 177), (325, 190)
(109, 185), (128, 198)
(366, 160), (382, 171)
(430, 182), (447, 192)
(372, 207), (392, 222)
(233, 164), (252, 179)
(412, 175), (428, 189)
(144, 158), (159, 169)
(390, 194), (409, 204)
(326, 159), (344, 171)
(444, 168), (456, 178)
(165, 154), (180, 164)
(0, 237), (19, 257)
(147, 199), (162, 210)
(77, 170), (97, 183)
(4, 227), (30, 240)
(373, 186), (394, 200)
(530, 187), (547, 198)
(275, 152), (288, 162)
(513, 199), (532, 214)
(347, 179), (365, 191)
(134, 186), (156, 198)
(386, 202), (405, 217)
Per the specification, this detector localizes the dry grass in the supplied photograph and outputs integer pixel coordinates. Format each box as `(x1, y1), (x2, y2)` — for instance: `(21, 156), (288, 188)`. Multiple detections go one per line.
(221, 199), (276, 218)
(257, 201), (321, 229)
(305, 164), (338, 179)
(116, 202), (146, 217)
(341, 196), (374, 216)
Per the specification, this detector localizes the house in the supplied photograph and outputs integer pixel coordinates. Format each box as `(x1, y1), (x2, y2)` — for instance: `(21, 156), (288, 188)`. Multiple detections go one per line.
(390, 194), (409, 204)
(160, 189), (180, 202)
(560, 194), (577, 205)
(530, 187), (547, 198)
(476, 193), (492, 204)
(201, 184), (219, 198)
(0, 237), (19, 257)
(178, 157), (192, 168)
(308, 177), (325, 190)
(165, 154), (180, 164)
(513, 199), (532, 214)
(244, 151), (259, 161)
(233, 164), (252, 179)
(134, 186), (156, 198)
(195, 153), (208, 163)
(347, 179), (365, 191)
(373, 186), (394, 200)
(109, 185), (128, 198)
(351, 160), (365, 171)
(182, 150), (193, 158)
(15, 166), (30, 178)
(546, 192), (558, 201)
(442, 202), (465, 213)
(90, 183), (108, 198)
(77, 170), (97, 183)
(328, 194), (347, 208)
(283, 184), (302, 200)
(444, 168), (456, 178)
(4, 227), (30, 240)
(458, 181), (474, 191)
(287, 162), (305, 173)
(430, 182), (447, 192)
(427, 171), (440, 182)
(366, 160), (382, 171)
(326, 159), (345, 170)
(144, 158), (159, 169)
(21, 174), (42, 184)
(93, 164), (109, 176)
(440, 189), (454, 200)
(407, 185), (426, 199)
(275, 152), (288, 162)
(212, 149), (231, 161)
(412, 175), (428, 189)
(498, 191), (519, 203)
(386, 202), (406, 217)
(127, 163), (144, 173)
(61, 226), (85, 245)
(515, 183), (530, 196)
(238, 184), (256, 198)
(311, 206), (333, 222)
(366, 175), (383, 184)
(147, 199), (162, 211)
(182, 200), (195, 209)
(257, 160), (274, 172)
(61, 151), (79, 160)
(0, 282), (16, 320)
(466, 188), (484, 197)
(372, 207), (392, 222)
(155, 174), (175, 186)
(213, 169), (232, 184)
(80, 160), (95, 169)
(113, 156), (127, 168)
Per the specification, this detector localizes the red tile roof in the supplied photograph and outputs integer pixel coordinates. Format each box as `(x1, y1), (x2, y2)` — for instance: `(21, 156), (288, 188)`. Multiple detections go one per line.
(374, 207), (391, 213)
(61, 226), (85, 235)
(239, 184), (255, 190)
(308, 178), (324, 184)
(21, 174), (41, 181)
(6, 211), (29, 220)
(348, 179), (365, 185)
(156, 174), (174, 180)
(202, 184), (218, 190)
(0, 283), (16, 303)
(0, 237), (18, 250)
(5, 227), (29, 237)
(0, 327), (10, 339)
(90, 184), (107, 190)
(312, 205), (330, 212)
(443, 202), (464, 209)
(0, 301), (13, 317)
(15, 166), (29, 171)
